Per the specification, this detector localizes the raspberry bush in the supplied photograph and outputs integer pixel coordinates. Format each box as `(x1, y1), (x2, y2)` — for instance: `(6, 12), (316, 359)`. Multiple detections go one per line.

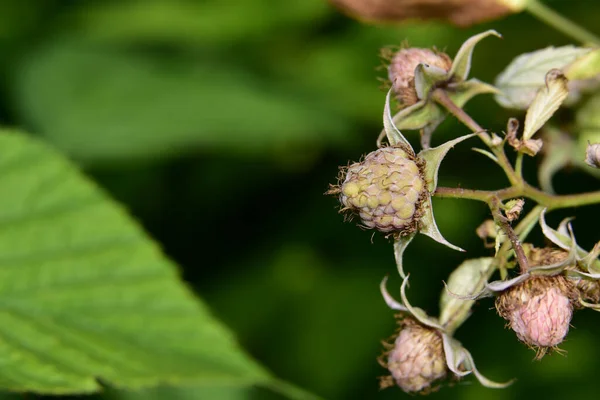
(328, 2), (600, 394)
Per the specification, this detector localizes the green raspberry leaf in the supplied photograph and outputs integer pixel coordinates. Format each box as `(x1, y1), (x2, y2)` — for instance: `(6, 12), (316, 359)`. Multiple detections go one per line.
(494, 45), (590, 109)
(0, 130), (276, 395)
(564, 48), (600, 81)
(11, 41), (347, 165)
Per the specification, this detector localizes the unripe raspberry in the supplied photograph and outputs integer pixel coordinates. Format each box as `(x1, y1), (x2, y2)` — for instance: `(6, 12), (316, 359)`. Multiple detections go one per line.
(338, 146), (426, 234)
(379, 318), (447, 393)
(495, 276), (576, 358)
(388, 48), (452, 106)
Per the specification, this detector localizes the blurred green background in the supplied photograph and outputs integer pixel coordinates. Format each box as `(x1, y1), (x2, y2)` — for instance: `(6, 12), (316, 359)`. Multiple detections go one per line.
(0, 0), (599, 399)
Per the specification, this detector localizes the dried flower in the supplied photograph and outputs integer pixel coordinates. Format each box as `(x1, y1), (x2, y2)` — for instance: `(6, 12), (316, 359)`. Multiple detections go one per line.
(379, 276), (512, 391)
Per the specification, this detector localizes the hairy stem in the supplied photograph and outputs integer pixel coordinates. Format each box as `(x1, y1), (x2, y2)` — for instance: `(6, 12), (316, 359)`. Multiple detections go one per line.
(495, 205), (545, 276)
(515, 152), (524, 179)
(435, 185), (600, 209)
(525, 0), (600, 45)
(490, 198), (529, 273)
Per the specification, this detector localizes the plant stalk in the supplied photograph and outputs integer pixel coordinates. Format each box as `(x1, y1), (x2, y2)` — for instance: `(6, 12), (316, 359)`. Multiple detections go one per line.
(525, 0), (600, 45)
(432, 89), (521, 186)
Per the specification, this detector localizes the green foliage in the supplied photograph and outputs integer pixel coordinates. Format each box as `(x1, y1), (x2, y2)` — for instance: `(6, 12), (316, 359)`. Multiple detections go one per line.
(0, 0), (599, 399)
(494, 46), (590, 109)
(0, 130), (270, 394)
(11, 41), (348, 164)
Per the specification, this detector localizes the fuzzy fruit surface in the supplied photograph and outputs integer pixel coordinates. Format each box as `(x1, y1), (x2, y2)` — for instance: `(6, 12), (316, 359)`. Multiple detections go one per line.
(388, 48), (452, 106)
(384, 319), (447, 393)
(496, 276), (574, 351)
(340, 146), (425, 234)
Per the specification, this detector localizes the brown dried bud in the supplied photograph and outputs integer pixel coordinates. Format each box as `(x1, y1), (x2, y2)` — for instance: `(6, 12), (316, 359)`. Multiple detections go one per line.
(387, 48), (452, 106)
(328, 0), (520, 27)
(379, 318), (447, 393)
(574, 278), (600, 304)
(476, 219), (497, 240)
(504, 199), (524, 222)
(332, 146), (426, 234)
(585, 142), (600, 168)
(496, 275), (576, 358)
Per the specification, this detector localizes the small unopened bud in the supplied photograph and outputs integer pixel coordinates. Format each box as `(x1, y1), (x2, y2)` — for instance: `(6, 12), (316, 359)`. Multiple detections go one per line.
(496, 275), (576, 358)
(585, 142), (600, 168)
(379, 318), (447, 393)
(388, 48), (452, 106)
(331, 146), (426, 234)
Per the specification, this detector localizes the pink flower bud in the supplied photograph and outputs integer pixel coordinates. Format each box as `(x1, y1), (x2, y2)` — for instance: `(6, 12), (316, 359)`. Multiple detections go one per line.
(388, 48), (452, 106)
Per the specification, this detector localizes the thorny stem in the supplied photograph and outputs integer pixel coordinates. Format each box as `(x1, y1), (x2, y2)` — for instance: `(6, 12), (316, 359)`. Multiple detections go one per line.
(525, 0), (600, 46)
(431, 89), (521, 186)
(490, 198), (529, 273)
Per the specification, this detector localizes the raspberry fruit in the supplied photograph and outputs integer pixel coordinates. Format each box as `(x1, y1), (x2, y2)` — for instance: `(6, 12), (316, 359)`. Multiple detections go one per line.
(379, 318), (447, 393)
(338, 146), (426, 234)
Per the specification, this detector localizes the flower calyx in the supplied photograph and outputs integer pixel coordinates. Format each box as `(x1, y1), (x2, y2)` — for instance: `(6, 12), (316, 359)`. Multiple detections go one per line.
(382, 30), (501, 147)
(449, 209), (600, 357)
(379, 275), (513, 393)
(330, 88), (477, 276)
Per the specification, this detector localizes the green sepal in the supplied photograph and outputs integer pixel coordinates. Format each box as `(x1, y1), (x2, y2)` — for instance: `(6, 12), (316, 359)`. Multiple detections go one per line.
(418, 130), (476, 253)
(398, 275), (444, 330)
(419, 133), (477, 192)
(449, 30), (502, 81)
(441, 334), (514, 388)
(415, 63), (449, 100)
(394, 233), (415, 279)
(439, 258), (495, 334)
(380, 275), (443, 330)
(390, 99), (444, 131)
(419, 196), (465, 252)
(447, 79), (500, 107)
(472, 148), (499, 164)
(383, 89), (413, 150)
(580, 242), (600, 274)
(539, 209), (600, 273)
